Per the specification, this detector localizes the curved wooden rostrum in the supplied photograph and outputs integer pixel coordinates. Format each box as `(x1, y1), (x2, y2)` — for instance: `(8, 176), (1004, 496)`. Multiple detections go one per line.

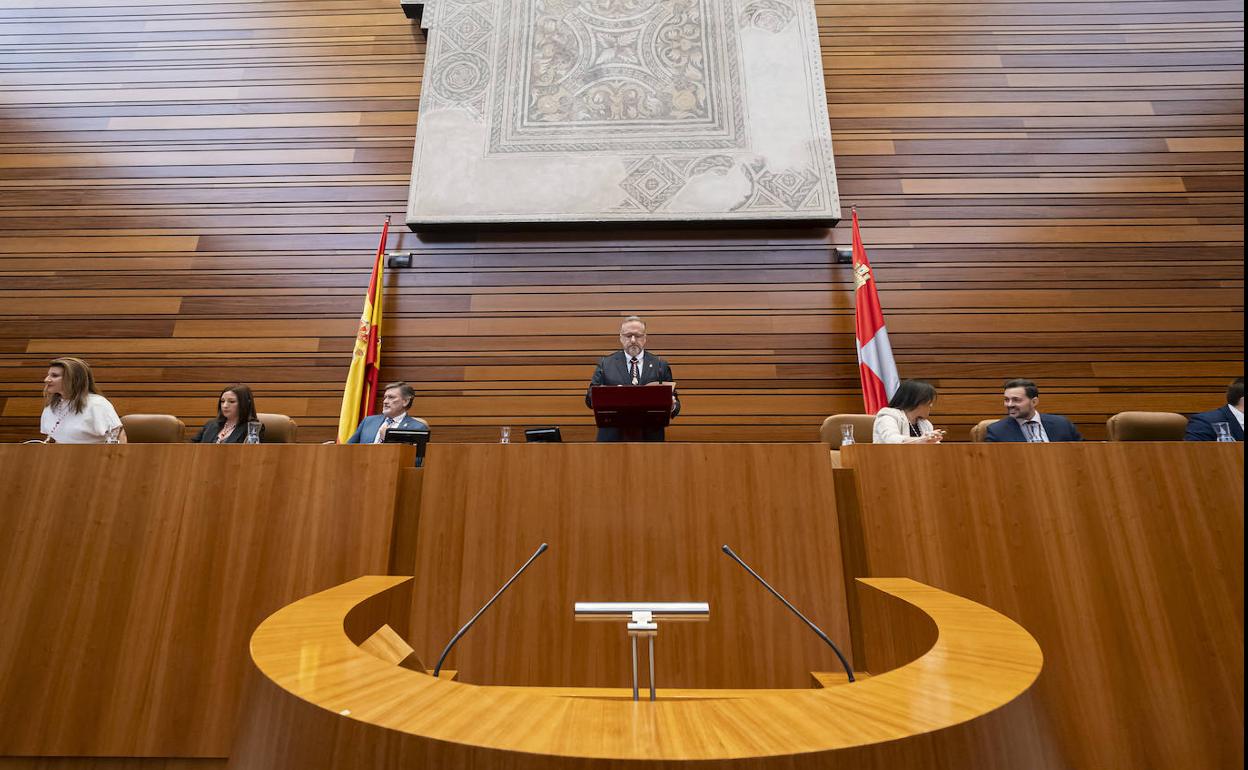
(230, 575), (1043, 769)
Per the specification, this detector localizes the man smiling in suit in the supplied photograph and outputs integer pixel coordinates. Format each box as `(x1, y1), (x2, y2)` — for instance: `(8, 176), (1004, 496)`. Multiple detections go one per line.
(585, 316), (680, 442)
(984, 378), (1083, 443)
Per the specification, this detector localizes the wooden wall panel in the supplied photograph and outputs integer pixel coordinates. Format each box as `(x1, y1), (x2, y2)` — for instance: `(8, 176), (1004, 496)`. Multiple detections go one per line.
(0, 761), (222, 770)
(0, 444), (412, 756)
(0, 0), (1242, 443)
(839, 442), (1245, 770)
(407, 442), (853, 689)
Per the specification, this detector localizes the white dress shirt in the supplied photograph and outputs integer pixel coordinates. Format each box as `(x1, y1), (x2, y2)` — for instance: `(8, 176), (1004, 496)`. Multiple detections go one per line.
(627, 350), (645, 384)
(1016, 413), (1050, 442)
(374, 414), (399, 443)
(1229, 403), (1245, 432)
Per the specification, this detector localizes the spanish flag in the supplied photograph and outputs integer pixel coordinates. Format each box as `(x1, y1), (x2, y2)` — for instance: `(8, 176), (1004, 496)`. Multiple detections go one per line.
(336, 216), (389, 443)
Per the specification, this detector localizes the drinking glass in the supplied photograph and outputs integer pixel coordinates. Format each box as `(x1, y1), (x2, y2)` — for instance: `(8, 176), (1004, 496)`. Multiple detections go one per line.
(105, 425), (122, 444)
(1213, 422), (1235, 442)
(245, 420), (262, 445)
(840, 423), (855, 446)
(500, 426), (511, 444)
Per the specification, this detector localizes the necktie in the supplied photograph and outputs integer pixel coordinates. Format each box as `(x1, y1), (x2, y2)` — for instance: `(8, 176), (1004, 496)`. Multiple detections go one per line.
(376, 417), (393, 444)
(629, 357), (639, 385)
(1026, 421), (1042, 442)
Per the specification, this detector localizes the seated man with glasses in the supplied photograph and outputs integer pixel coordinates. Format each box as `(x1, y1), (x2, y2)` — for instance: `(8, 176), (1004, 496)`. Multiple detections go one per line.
(585, 315), (679, 442)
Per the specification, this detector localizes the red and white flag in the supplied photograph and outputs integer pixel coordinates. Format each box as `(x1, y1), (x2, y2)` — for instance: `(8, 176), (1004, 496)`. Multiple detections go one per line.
(851, 210), (899, 413)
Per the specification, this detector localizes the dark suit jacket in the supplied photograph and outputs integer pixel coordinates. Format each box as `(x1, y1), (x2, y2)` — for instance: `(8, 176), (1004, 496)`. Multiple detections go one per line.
(346, 413), (429, 444)
(191, 419), (263, 444)
(1184, 405), (1245, 441)
(585, 350), (679, 442)
(984, 414), (1082, 443)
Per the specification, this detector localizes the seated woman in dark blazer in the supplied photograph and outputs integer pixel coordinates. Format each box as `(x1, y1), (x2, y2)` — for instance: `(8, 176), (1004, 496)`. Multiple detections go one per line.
(191, 384), (264, 443)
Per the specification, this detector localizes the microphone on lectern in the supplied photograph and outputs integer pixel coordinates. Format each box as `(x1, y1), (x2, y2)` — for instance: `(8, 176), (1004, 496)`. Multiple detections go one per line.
(721, 544), (855, 682)
(432, 543), (549, 678)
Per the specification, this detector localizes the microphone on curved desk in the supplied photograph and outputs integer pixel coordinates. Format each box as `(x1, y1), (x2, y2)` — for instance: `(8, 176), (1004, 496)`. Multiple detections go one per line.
(432, 542), (549, 679)
(721, 544), (855, 682)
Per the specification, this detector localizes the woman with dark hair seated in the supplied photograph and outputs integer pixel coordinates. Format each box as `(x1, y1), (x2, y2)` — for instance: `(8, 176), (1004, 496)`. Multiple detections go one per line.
(873, 379), (945, 444)
(191, 384), (264, 443)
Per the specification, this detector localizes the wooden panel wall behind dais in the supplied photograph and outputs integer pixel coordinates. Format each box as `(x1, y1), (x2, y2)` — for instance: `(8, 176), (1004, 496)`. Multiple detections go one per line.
(0, 0), (1242, 444)
(408, 442), (852, 689)
(0, 444), (411, 757)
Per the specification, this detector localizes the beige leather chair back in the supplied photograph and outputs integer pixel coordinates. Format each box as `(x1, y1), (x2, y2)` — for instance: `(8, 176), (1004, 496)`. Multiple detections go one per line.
(819, 414), (878, 448)
(257, 413), (298, 444)
(121, 414), (186, 443)
(970, 419), (996, 443)
(1106, 411), (1187, 441)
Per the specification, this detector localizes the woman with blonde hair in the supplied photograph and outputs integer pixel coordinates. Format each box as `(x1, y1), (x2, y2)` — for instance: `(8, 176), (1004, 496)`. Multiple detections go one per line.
(40, 357), (126, 444)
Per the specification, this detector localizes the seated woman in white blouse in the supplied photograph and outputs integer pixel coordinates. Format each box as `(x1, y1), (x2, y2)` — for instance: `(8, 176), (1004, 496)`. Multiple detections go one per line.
(873, 379), (945, 444)
(40, 357), (126, 444)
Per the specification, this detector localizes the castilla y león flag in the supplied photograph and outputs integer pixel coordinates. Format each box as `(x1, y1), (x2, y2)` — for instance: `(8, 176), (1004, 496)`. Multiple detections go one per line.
(337, 216), (389, 443)
(851, 210), (899, 414)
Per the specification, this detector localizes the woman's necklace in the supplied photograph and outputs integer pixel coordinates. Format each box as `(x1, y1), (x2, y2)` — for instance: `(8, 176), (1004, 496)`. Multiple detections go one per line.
(216, 421), (238, 443)
(44, 400), (71, 443)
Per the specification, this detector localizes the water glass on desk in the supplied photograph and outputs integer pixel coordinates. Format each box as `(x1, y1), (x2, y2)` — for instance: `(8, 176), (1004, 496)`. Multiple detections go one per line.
(105, 426), (122, 444)
(500, 426), (511, 444)
(245, 420), (262, 444)
(840, 424), (855, 446)
(1213, 422), (1236, 442)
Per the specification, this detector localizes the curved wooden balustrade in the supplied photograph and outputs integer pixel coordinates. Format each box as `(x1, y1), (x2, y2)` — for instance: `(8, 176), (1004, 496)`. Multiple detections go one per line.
(233, 575), (1042, 768)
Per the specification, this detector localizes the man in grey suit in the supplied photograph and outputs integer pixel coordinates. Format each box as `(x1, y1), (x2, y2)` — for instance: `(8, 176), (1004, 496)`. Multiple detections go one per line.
(585, 316), (679, 442)
(985, 379), (1083, 442)
(346, 381), (428, 443)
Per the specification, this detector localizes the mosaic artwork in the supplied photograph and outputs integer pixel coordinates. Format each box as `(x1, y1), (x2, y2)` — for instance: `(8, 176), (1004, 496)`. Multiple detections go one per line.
(406, 0), (839, 226)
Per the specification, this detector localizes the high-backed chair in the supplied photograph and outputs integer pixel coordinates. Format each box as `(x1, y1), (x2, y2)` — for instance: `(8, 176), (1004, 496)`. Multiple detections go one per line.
(970, 419), (996, 443)
(1106, 411), (1187, 442)
(819, 414), (878, 448)
(257, 413), (298, 444)
(121, 414), (186, 443)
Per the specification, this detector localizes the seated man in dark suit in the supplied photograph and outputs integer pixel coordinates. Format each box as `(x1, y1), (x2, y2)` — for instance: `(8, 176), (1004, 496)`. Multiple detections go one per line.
(346, 381), (428, 443)
(1184, 377), (1244, 441)
(985, 379), (1082, 442)
(585, 315), (679, 442)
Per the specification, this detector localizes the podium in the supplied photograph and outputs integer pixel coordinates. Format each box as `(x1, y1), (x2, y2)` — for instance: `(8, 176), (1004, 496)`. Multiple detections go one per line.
(590, 384), (673, 441)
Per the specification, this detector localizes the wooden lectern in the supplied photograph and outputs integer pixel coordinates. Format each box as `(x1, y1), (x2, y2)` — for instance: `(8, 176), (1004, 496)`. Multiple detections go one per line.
(590, 384), (673, 441)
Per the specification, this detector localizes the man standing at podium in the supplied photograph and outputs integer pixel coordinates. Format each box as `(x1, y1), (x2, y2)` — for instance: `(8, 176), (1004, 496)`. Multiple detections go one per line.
(586, 316), (680, 442)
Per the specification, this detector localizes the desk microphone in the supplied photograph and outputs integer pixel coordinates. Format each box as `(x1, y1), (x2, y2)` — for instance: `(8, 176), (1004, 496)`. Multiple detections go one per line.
(432, 543), (548, 678)
(721, 544), (855, 682)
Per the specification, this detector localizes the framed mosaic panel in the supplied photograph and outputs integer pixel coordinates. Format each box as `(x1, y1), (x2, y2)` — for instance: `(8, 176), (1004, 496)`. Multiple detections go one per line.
(406, 0), (839, 226)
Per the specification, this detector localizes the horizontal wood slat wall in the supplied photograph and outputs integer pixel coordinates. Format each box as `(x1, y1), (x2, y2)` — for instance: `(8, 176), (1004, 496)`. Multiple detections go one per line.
(0, 0), (1243, 443)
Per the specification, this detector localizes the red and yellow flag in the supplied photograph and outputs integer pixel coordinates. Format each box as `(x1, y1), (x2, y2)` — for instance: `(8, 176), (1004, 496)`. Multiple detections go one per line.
(337, 216), (389, 443)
